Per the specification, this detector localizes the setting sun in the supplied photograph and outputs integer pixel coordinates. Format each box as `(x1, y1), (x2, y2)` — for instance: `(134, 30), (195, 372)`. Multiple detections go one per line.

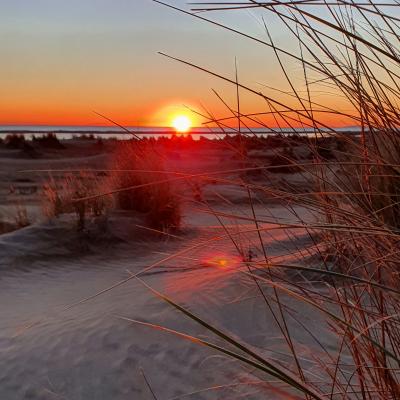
(172, 115), (191, 133)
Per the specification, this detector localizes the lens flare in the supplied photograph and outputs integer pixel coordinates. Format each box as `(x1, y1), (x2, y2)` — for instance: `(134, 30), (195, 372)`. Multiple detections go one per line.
(217, 259), (227, 267)
(204, 254), (241, 269)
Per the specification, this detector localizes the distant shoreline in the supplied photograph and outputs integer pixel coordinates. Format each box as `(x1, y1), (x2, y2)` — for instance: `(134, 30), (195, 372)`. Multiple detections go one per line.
(0, 126), (361, 137)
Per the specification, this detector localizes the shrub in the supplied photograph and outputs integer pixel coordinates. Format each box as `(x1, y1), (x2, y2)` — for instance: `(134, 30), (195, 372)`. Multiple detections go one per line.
(0, 204), (30, 235)
(42, 172), (111, 231)
(5, 134), (25, 149)
(33, 133), (65, 149)
(21, 141), (40, 158)
(268, 147), (302, 173)
(14, 204), (30, 228)
(75, 133), (95, 141)
(111, 140), (181, 231)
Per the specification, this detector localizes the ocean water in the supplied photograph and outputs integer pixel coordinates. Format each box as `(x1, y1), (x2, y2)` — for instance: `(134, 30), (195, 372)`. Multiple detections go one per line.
(0, 125), (361, 140)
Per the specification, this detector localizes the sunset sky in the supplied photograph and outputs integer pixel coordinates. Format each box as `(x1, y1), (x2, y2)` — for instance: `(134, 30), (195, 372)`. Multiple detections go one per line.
(0, 0), (353, 128)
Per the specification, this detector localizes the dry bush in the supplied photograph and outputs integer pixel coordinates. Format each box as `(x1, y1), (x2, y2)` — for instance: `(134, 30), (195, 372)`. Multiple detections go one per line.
(0, 204), (30, 235)
(32, 133), (65, 149)
(5, 134), (25, 149)
(268, 147), (302, 173)
(14, 204), (30, 228)
(110, 140), (181, 232)
(42, 172), (112, 231)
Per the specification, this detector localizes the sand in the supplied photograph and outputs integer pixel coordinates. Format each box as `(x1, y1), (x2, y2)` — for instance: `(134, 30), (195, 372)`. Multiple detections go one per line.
(0, 136), (341, 399)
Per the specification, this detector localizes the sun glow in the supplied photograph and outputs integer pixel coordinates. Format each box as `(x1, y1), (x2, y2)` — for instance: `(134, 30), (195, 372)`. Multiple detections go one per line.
(172, 115), (192, 133)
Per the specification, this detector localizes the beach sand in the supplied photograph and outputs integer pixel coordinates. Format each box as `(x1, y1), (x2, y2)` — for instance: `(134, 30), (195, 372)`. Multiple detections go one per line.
(0, 136), (341, 399)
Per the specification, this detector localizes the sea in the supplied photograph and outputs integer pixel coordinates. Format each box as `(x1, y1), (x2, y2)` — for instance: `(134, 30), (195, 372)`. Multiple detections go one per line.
(0, 125), (361, 140)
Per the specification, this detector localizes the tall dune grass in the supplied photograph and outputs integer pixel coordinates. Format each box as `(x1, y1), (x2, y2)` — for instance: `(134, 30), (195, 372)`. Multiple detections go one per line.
(26, 1), (400, 397)
(125, 1), (400, 398)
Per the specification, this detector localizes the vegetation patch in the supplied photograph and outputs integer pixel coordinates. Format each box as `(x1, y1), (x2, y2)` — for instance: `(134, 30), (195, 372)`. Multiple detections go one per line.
(111, 140), (181, 232)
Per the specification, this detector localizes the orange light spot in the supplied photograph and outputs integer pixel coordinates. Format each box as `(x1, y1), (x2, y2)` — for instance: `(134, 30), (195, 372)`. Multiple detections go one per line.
(205, 256), (233, 269)
(202, 253), (241, 270)
(218, 259), (227, 267)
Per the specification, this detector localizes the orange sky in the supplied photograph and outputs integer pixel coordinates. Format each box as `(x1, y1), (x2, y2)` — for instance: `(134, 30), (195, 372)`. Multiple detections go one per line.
(0, 0), (357, 129)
